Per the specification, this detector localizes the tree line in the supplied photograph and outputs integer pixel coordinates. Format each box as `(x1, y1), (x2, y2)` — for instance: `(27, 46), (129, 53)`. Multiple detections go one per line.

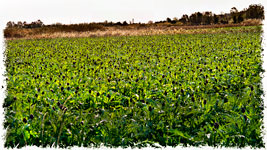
(5, 4), (264, 29)
(6, 20), (44, 28)
(160, 4), (264, 25)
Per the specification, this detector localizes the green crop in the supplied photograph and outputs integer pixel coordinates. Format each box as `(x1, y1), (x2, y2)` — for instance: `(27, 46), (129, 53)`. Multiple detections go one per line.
(3, 31), (264, 148)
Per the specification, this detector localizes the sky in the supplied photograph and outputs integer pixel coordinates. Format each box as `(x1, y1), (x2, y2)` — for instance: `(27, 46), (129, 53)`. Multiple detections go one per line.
(0, 0), (265, 25)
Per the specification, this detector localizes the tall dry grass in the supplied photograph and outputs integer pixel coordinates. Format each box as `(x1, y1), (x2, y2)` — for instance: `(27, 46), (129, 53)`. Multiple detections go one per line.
(4, 20), (262, 40)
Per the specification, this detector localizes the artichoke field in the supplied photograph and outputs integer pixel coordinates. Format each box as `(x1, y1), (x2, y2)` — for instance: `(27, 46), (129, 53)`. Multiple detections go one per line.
(3, 30), (264, 148)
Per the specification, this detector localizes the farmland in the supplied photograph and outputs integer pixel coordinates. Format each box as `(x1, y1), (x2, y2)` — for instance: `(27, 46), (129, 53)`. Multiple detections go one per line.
(3, 26), (264, 148)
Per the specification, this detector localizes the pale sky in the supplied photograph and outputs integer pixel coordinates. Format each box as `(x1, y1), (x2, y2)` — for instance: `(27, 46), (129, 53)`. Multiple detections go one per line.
(0, 0), (265, 25)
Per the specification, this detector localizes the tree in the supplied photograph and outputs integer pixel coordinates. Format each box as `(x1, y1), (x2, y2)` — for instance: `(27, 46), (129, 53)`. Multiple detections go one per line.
(36, 20), (44, 27)
(122, 21), (128, 26)
(202, 11), (212, 25)
(115, 22), (122, 25)
(230, 7), (238, 14)
(147, 20), (153, 24)
(230, 7), (239, 23)
(166, 17), (172, 23)
(173, 17), (179, 22)
(189, 12), (202, 25)
(6, 21), (15, 28)
(179, 14), (189, 24)
(196, 12), (203, 24)
(213, 14), (219, 24)
(17, 21), (23, 28)
(237, 14), (244, 23)
(218, 14), (229, 24)
(246, 4), (264, 20)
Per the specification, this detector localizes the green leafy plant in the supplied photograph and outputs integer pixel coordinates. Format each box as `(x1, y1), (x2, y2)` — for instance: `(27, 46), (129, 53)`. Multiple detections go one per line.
(3, 28), (264, 148)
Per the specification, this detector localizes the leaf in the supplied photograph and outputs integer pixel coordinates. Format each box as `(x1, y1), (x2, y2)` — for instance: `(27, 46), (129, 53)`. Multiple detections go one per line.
(168, 129), (190, 139)
(24, 130), (30, 140)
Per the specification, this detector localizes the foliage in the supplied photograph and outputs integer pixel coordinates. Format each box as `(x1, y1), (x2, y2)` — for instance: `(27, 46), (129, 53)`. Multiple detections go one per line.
(3, 31), (264, 148)
(179, 4), (264, 25)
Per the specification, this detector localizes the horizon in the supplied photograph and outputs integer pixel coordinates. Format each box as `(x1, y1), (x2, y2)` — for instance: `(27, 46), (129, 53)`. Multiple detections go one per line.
(0, 0), (264, 25)
(6, 3), (264, 26)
